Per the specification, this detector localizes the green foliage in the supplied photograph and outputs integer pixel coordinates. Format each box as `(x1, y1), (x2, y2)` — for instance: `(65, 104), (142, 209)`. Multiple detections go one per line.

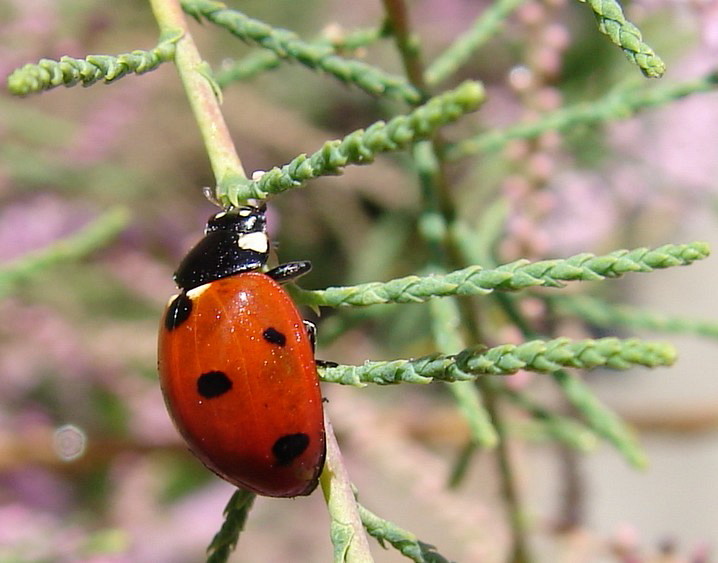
(297, 242), (709, 307)
(215, 25), (387, 87)
(206, 490), (256, 563)
(578, 0), (665, 77)
(358, 503), (450, 563)
(7, 33), (180, 95)
(181, 0), (422, 103)
(320, 336), (676, 385)
(219, 80), (484, 205)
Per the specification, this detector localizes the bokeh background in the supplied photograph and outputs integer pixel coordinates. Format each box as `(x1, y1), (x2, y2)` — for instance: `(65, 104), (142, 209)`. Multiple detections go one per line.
(1, 0), (717, 561)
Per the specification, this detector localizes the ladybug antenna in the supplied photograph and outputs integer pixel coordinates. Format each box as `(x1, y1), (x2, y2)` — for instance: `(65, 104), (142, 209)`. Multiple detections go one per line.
(243, 198), (267, 213)
(202, 186), (223, 208)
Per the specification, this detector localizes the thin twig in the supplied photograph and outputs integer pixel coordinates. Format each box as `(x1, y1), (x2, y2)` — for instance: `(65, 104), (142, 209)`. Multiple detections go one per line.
(320, 417), (374, 562)
(148, 0), (247, 194)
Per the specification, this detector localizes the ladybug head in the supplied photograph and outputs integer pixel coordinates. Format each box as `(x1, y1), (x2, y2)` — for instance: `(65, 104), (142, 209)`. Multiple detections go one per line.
(174, 204), (270, 291)
(205, 204), (267, 236)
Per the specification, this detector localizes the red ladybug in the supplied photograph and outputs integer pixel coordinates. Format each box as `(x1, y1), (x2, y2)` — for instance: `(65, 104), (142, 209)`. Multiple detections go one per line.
(158, 205), (325, 497)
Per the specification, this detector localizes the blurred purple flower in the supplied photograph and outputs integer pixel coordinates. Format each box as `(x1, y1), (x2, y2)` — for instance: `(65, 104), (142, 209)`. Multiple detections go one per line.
(107, 455), (230, 562)
(610, 53), (718, 201)
(0, 502), (87, 562)
(540, 171), (618, 256)
(699, 1), (718, 47)
(0, 300), (92, 399)
(0, 0), (59, 79)
(62, 79), (154, 165)
(105, 250), (175, 306)
(4, 0), (58, 35)
(418, 0), (484, 34)
(125, 385), (178, 446)
(0, 195), (93, 261)
(0, 467), (71, 513)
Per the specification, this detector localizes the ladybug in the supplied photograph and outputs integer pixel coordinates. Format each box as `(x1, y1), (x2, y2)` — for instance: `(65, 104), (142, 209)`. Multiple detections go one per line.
(158, 205), (325, 497)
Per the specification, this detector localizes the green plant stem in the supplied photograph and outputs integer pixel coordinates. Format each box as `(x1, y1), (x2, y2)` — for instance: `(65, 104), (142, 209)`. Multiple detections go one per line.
(385, 0), (504, 492)
(429, 292), (498, 448)
(484, 392), (530, 563)
(383, 3), (456, 234)
(493, 292), (649, 468)
(416, 145), (497, 450)
(382, 1), (529, 556)
(320, 416), (373, 562)
(148, 0), (247, 195)
(381, 0), (427, 93)
(552, 369), (647, 468)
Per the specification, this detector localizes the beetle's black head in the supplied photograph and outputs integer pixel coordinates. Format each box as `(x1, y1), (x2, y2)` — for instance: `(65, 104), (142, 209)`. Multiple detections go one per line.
(205, 205), (267, 237)
(174, 205), (270, 291)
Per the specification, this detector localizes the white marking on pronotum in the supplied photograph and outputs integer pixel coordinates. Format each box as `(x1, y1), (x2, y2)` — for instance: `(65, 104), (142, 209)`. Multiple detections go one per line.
(187, 283), (212, 300)
(237, 207), (252, 217)
(237, 231), (269, 253)
(206, 211), (227, 233)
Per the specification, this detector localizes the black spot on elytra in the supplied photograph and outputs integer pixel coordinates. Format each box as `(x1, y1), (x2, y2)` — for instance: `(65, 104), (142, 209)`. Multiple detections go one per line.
(262, 327), (286, 347)
(165, 293), (193, 331)
(197, 371), (232, 399)
(272, 433), (310, 466)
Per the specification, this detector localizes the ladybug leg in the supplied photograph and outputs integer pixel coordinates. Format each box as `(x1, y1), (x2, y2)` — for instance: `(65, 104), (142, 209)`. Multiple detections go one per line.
(303, 319), (338, 368)
(303, 320), (317, 352)
(265, 261), (312, 283)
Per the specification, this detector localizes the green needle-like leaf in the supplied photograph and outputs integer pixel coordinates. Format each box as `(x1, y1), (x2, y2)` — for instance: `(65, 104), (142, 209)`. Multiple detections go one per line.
(7, 33), (180, 96)
(319, 337), (676, 386)
(298, 242), (709, 308)
(578, 0), (665, 77)
(216, 25), (387, 87)
(181, 0), (421, 103)
(206, 490), (256, 563)
(219, 80), (485, 205)
(359, 503), (451, 563)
